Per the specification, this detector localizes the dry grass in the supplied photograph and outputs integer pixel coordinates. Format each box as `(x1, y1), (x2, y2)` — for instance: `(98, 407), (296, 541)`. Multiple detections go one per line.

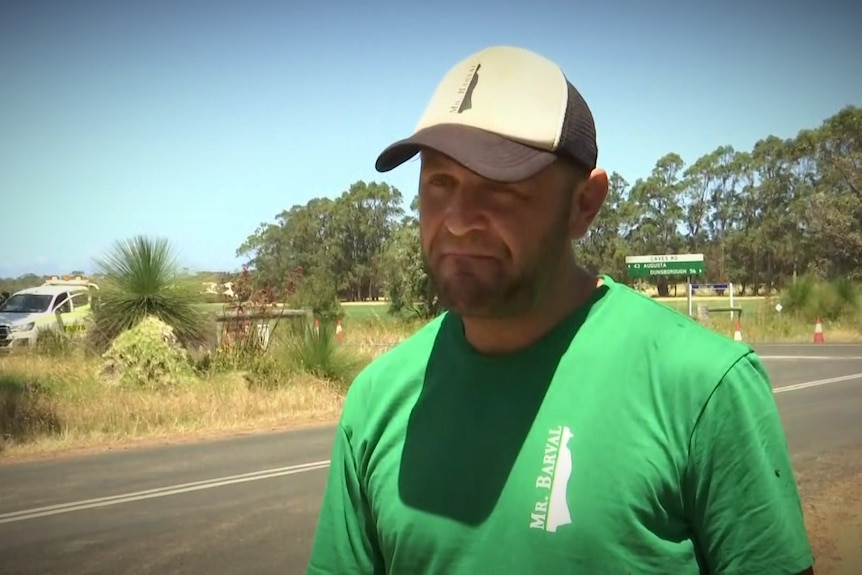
(704, 315), (862, 343)
(689, 297), (862, 343)
(0, 351), (344, 459)
(0, 316), (418, 459)
(336, 315), (422, 357)
(2, 298), (860, 460)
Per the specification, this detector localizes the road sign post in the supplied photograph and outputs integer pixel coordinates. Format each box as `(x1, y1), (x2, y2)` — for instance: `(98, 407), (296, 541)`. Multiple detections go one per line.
(687, 282), (736, 319)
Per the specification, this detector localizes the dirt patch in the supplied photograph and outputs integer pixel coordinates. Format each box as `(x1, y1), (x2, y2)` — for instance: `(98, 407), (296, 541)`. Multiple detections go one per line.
(796, 449), (862, 574)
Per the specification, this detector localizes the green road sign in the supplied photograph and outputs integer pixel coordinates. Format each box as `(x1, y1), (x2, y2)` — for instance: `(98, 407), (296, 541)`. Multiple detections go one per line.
(625, 253), (704, 278)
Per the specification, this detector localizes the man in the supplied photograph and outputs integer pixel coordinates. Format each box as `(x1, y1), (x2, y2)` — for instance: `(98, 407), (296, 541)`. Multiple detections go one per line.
(307, 45), (814, 574)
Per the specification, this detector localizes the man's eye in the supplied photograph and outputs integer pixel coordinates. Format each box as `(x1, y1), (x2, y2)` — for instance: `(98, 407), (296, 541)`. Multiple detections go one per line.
(428, 176), (453, 187)
(488, 185), (526, 199)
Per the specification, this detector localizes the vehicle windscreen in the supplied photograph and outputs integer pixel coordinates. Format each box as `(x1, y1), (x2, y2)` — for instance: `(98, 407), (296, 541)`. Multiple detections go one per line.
(0, 294), (53, 313)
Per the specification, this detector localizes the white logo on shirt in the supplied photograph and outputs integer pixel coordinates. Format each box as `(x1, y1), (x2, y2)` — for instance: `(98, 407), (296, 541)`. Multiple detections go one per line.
(529, 425), (574, 532)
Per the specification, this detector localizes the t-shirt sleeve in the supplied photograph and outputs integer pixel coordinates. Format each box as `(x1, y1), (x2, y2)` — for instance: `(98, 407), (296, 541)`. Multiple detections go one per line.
(306, 423), (385, 575)
(685, 352), (814, 575)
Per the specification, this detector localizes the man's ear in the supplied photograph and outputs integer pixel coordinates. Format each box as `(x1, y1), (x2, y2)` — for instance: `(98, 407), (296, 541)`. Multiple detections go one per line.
(569, 168), (609, 240)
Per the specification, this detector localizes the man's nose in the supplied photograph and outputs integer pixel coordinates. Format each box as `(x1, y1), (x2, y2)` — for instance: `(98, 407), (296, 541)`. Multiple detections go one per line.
(443, 188), (487, 237)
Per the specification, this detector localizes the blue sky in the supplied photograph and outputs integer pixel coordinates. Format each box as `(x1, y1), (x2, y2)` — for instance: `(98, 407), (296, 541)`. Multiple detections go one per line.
(1, 0), (859, 277)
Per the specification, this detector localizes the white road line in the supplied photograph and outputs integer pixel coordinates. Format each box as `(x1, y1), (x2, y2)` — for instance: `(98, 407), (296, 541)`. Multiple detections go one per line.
(0, 459), (331, 525)
(773, 372), (862, 394)
(761, 355), (862, 360)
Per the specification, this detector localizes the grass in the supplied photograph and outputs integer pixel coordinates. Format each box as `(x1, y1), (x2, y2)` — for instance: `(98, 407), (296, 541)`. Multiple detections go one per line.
(336, 297), (861, 344)
(337, 293), (862, 344)
(0, 308), (420, 459)
(2, 290), (860, 460)
(0, 352), (345, 458)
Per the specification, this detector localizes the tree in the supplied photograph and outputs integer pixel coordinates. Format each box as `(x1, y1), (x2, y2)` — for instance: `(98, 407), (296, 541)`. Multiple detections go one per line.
(232, 105), (862, 305)
(237, 181), (405, 304)
(380, 199), (441, 320)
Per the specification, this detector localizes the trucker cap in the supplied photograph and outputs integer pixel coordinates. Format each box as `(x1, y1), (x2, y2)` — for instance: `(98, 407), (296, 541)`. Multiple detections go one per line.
(375, 45), (598, 183)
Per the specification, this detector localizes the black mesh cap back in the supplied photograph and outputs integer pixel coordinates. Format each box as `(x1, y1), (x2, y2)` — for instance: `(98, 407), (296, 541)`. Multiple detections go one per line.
(558, 81), (598, 171)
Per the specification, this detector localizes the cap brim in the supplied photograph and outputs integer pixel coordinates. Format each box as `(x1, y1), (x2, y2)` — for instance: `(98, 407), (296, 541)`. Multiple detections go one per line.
(374, 124), (558, 183)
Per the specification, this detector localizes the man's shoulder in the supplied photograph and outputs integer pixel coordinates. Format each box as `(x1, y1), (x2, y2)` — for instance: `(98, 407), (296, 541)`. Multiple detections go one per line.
(603, 280), (753, 365)
(591, 279), (758, 403)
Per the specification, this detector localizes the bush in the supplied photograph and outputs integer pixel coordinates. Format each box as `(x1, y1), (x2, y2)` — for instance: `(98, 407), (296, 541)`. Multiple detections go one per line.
(88, 235), (211, 351)
(34, 328), (78, 357)
(293, 273), (343, 322)
(782, 276), (859, 322)
(98, 315), (194, 390)
(0, 375), (61, 449)
(280, 321), (365, 391)
(211, 318), (367, 392)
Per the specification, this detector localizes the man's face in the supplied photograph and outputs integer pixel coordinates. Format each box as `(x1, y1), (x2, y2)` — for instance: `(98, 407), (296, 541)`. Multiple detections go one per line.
(418, 150), (586, 318)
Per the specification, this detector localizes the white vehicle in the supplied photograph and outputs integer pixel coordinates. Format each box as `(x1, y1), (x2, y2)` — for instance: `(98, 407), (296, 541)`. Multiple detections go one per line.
(0, 276), (99, 350)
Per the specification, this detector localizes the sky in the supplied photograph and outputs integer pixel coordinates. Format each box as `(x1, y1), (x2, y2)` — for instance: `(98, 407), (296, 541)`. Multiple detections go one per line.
(1, 0), (860, 277)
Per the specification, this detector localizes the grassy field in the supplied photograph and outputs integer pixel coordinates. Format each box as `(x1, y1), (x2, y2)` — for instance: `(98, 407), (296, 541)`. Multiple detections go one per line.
(1, 292), (860, 459)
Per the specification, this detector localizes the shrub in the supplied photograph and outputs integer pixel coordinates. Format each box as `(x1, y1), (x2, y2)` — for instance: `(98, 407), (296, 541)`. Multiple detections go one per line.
(87, 235), (210, 351)
(34, 328), (78, 357)
(280, 321), (366, 391)
(293, 273), (343, 322)
(782, 275), (859, 322)
(98, 315), (194, 390)
(0, 375), (61, 450)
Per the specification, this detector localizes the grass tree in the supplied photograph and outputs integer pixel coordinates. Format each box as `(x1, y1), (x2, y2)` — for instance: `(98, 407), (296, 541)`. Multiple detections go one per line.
(88, 235), (210, 350)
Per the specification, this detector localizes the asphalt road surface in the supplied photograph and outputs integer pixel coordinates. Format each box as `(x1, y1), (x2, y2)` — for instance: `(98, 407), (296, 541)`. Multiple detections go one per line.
(1, 343), (861, 575)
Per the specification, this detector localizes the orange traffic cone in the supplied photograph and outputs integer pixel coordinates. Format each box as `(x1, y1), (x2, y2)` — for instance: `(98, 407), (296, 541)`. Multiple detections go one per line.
(314, 318), (320, 335)
(335, 319), (344, 343)
(813, 317), (825, 344)
(733, 322), (743, 342)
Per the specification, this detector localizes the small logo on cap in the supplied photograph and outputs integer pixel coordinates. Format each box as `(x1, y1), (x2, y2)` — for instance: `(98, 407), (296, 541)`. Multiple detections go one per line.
(449, 63), (481, 114)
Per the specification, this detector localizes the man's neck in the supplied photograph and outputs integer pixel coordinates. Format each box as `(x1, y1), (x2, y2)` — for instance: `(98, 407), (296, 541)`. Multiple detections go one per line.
(460, 264), (601, 355)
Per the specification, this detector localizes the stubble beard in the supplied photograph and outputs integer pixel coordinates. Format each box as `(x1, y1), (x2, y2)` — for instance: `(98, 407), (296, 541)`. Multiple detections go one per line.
(422, 214), (572, 319)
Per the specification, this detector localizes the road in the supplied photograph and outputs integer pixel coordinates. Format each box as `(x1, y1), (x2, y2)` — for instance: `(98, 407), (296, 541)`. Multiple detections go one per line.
(0, 343), (861, 574)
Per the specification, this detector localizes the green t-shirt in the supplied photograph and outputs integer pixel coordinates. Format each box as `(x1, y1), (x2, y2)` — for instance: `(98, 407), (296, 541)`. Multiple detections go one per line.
(307, 276), (814, 574)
